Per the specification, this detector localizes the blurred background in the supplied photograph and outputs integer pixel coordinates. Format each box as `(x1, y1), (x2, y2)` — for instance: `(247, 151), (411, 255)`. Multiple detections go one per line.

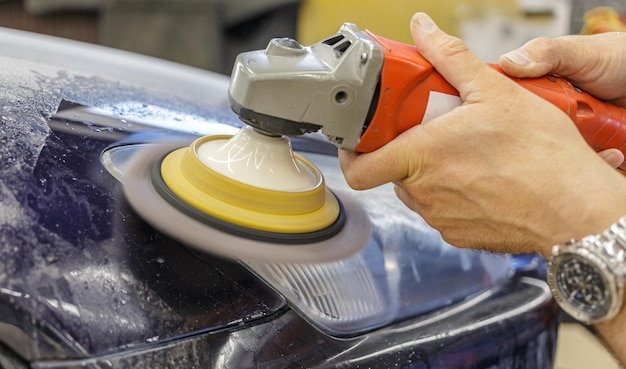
(1, 0), (626, 75)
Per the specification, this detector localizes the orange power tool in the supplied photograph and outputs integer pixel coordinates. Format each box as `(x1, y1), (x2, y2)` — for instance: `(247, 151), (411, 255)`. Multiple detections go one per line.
(228, 23), (626, 169)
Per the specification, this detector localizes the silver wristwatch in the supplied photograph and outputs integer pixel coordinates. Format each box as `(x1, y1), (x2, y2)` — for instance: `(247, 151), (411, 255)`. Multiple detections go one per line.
(547, 216), (626, 324)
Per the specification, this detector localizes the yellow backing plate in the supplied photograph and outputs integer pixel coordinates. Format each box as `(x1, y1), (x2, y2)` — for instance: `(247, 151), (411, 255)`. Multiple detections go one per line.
(160, 135), (341, 233)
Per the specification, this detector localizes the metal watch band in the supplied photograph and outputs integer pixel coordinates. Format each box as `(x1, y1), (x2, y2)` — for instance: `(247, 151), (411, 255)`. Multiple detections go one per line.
(600, 216), (626, 266)
(548, 216), (626, 324)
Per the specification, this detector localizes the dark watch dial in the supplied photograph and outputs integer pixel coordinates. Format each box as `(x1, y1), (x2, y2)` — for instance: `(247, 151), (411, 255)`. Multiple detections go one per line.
(555, 257), (610, 314)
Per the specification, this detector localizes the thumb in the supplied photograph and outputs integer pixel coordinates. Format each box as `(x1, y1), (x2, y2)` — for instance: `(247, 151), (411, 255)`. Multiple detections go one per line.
(498, 33), (626, 104)
(499, 33), (626, 82)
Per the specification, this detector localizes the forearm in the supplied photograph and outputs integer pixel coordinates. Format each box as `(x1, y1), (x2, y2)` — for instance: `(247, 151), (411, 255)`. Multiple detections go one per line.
(595, 308), (626, 367)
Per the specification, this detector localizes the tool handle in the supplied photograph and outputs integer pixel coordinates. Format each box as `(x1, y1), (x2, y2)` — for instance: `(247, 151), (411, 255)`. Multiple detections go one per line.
(358, 32), (626, 170)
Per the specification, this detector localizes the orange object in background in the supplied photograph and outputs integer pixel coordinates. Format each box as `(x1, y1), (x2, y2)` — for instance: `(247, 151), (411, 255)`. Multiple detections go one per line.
(580, 6), (626, 34)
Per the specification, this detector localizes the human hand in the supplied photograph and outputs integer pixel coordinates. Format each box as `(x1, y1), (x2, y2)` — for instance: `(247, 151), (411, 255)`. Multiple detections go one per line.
(339, 13), (626, 258)
(500, 33), (626, 168)
(500, 32), (626, 107)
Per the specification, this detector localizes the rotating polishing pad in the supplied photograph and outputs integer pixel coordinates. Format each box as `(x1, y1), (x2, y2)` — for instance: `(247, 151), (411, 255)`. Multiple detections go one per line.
(122, 128), (372, 263)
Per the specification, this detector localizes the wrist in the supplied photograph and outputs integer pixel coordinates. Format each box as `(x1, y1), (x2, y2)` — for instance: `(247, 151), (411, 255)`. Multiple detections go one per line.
(594, 304), (626, 366)
(545, 166), (626, 257)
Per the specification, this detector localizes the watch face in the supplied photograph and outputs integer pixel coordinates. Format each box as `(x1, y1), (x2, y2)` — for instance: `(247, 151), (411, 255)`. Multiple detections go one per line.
(554, 256), (611, 316)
